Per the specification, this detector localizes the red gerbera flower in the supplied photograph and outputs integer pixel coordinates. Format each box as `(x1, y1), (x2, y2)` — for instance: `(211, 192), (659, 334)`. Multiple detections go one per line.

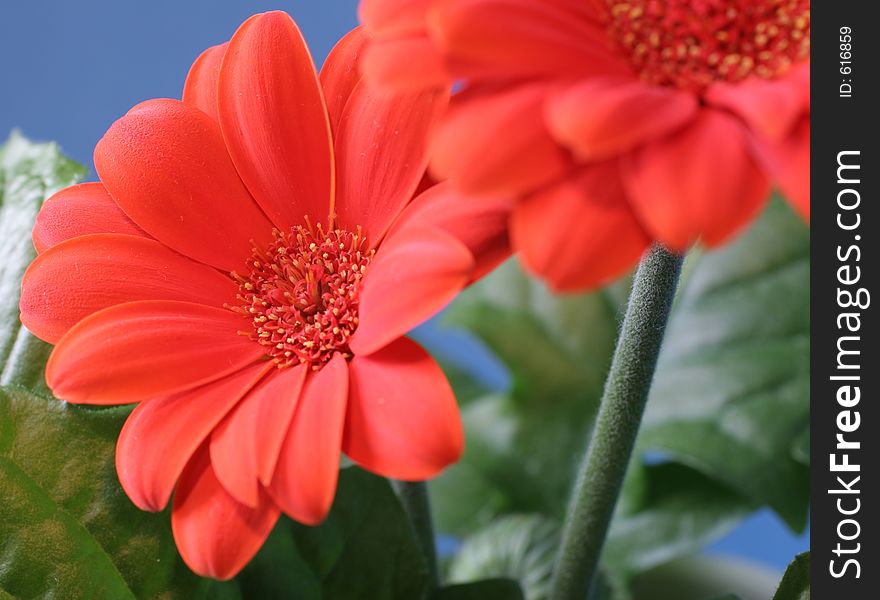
(359, 0), (810, 290)
(19, 12), (509, 579)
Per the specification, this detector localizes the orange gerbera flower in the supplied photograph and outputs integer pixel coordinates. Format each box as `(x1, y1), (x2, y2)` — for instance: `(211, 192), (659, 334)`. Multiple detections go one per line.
(359, 0), (810, 290)
(19, 12), (509, 579)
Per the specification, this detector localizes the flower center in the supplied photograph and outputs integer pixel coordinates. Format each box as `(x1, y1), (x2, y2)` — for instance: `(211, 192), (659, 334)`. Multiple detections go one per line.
(603, 0), (810, 91)
(230, 224), (373, 369)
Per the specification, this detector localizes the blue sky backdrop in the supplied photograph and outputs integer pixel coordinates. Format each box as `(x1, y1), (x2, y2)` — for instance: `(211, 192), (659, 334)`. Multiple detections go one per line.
(0, 0), (806, 573)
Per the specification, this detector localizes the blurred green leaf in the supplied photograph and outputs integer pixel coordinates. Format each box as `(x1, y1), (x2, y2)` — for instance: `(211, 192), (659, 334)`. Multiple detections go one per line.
(604, 463), (752, 575)
(293, 467), (430, 600)
(0, 132), (86, 391)
(772, 553), (809, 600)
(434, 578), (525, 600)
(640, 198), (810, 530)
(447, 514), (557, 600)
(0, 387), (207, 599)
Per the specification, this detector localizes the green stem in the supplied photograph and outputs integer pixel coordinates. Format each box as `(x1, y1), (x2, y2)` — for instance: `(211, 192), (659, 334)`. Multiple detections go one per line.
(393, 480), (441, 590)
(550, 245), (683, 600)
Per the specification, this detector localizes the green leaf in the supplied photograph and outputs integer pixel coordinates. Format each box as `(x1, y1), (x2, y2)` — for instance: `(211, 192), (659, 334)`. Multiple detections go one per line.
(434, 579), (525, 600)
(772, 553), (809, 600)
(639, 198), (810, 530)
(0, 387), (207, 599)
(447, 514), (557, 600)
(293, 467), (430, 600)
(604, 462), (752, 575)
(0, 132), (87, 391)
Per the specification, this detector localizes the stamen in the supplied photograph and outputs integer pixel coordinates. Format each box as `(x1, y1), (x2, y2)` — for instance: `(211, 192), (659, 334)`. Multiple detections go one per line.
(230, 225), (375, 368)
(604, 0), (810, 91)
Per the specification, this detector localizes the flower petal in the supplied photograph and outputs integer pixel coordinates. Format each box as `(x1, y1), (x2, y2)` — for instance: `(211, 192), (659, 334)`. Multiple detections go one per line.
(210, 364), (307, 507)
(428, 0), (629, 80)
(389, 182), (512, 282)
(269, 354), (348, 525)
(624, 109), (771, 251)
(705, 62), (809, 142)
(430, 84), (572, 196)
(349, 226), (473, 356)
(20, 234), (238, 344)
(361, 35), (450, 91)
(512, 163), (650, 291)
(46, 300), (266, 404)
(115, 362), (270, 512)
(182, 43), (228, 121)
(359, 0), (431, 37)
(320, 27), (370, 135)
(344, 337), (463, 480)
(172, 446), (280, 581)
(546, 78), (698, 161)
(218, 11), (334, 233)
(94, 98), (274, 272)
(334, 77), (449, 245)
(759, 116), (810, 221)
(32, 183), (147, 254)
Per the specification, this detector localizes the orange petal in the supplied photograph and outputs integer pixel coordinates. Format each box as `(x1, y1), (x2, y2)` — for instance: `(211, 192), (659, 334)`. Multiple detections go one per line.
(760, 116), (810, 222)
(269, 354), (348, 525)
(182, 43), (228, 121)
(218, 11), (334, 232)
(430, 84), (572, 197)
(349, 226), (472, 356)
(46, 300), (266, 404)
(388, 182), (511, 282)
(172, 446), (280, 580)
(359, 0), (432, 37)
(428, 0), (629, 80)
(32, 183), (147, 254)
(210, 364), (307, 507)
(624, 108), (771, 251)
(94, 98), (274, 272)
(512, 163), (650, 291)
(115, 362), (270, 512)
(334, 76), (449, 245)
(705, 62), (809, 142)
(344, 337), (463, 480)
(320, 27), (370, 136)
(361, 35), (450, 91)
(546, 78), (698, 161)
(21, 234), (238, 344)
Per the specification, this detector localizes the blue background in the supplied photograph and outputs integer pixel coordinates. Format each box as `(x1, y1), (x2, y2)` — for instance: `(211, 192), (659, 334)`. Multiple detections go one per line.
(0, 0), (807, 575)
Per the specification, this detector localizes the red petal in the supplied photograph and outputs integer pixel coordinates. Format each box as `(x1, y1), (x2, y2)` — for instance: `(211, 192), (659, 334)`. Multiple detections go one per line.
(334, 77), (449, 245)
(344, 338), (463, 480)
(512, 163), (650, 291)
(218, 11), (334, 233)
(269, 354), (348, 525)
(430, 84), (572, 196)
(705, 63), (809, 141)
(20, 234), (238, 344)
(388, 182), (512, 282)
(624, 109), (771, 251)
(546, 78), (698, 161)
(210, 365), (307, 507)
(349, 226), (473, 356)
(46, 300), (266, 405)
(32, 183), (147, 254)
(94, 98), (274, 272)
(359, 0), (431, 37)
(172, 446), (280, 580)
(182, 43), (228, 121)
(320, 27), (370, 136)
(428, 0), (629, 80)
(760, 116), (810, 221)
(361, 35), (450, 91)
(115, 362), (270, 512)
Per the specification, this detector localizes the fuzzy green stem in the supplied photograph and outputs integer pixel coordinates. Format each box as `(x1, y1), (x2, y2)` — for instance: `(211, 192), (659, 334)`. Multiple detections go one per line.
(393, 480), (441, 590)
(550, 245), (683, 600)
